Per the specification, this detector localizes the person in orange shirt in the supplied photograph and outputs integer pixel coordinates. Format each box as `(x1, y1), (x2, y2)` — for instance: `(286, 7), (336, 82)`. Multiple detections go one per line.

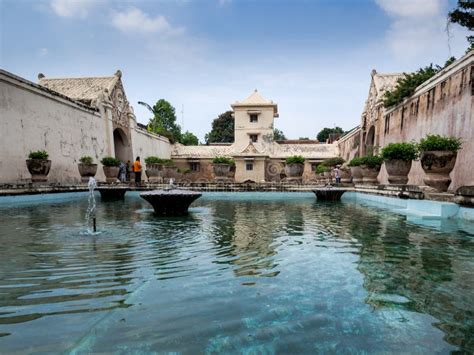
(133, 156), (142, 186)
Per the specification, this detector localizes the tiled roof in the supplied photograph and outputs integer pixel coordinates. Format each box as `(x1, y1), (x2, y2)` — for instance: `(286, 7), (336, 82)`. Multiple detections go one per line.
(233, 89), (274, 106)
(38, 74), (119, 105)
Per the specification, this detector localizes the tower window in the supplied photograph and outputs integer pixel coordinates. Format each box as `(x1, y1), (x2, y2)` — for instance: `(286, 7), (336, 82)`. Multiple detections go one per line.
(246, 163), (253, 171)
(250, 134), (258, 143)
(250, 114), (258, 123)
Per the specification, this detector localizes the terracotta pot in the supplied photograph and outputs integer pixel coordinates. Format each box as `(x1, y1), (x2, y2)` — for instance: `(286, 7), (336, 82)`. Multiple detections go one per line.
(385, 159), (412, 185)
(145, 163), (163, 183)
(213, 164), (231, 177)
(340, 168), (351, 183)
(420, 151), (457, 192)
(26, 159), (51, 182)
(285, 163), (304, 177)
(78, 163), (98, 183)
(103, 166), (119, 184)
(350, 166), (363, 184)
(360, 164), (381, 185)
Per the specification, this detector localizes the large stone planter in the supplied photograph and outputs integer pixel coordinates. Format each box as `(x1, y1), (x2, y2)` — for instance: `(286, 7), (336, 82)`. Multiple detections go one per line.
(26, 159), (51, 182)
(323, 171), (332, 183)
(103, 166), (119, 184)
(162, 166), (179, 183)
(285, 163), (304, 182)
(420, 151), (457, 192)
(385, 159), (412, 185)
(350, 166), (363, 184)
(78, 163), (98, 183)
(145, 163), (163, 183)
(213, 164), (231, 181)
(360, 165), (381, 185)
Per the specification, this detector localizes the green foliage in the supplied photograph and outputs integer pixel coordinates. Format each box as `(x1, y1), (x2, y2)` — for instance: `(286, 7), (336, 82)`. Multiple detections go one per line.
(79, 156), (94, 164)
(145, 156), (163, 165)
(181, 131), (199, 146)
(182, 169), (192, 174)
(285, 155), (305, 164)
(212, 156), (235, 166)
(383, 58), (456, 108)
(147, 99), (182, 143)
(299, 137), (310, 140)
(360, 155), (383, 168)
(273, 128), (287, 141)
(322, 157), (345, 167)
(317, 127), (345, 142)
(381, 142), (418, 161)
(205, 111), (234, 143)
(101, 156), (120, 167)
(161, 159), (176, 167)
(418, 134), (462, 152)
(316, 165), (329, 174)
(348, 157), (363, 167)
(448, 0), (474, 45)
(28, 150), (49, 159)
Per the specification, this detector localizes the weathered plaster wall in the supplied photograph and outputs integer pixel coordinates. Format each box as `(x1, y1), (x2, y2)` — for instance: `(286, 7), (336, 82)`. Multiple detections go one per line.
(337, 127), (361, 163)
(131, 127), (171, 162)
(234, 106), (275, 153)
(234, 159), (266, 183)
(378, 56), (473, 191)
(0, 72), (109, 184)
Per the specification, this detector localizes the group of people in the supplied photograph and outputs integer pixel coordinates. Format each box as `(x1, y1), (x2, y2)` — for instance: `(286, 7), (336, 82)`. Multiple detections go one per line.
(118, 157), (142, 185)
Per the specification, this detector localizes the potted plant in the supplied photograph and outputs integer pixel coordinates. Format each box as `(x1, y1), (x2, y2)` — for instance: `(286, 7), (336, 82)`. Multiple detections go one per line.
(78, 156), (98, 182)
(359, 155), (383, 185)
(418, 134), (462, 192)
(316, 164), (330, 184)
(212, 156), (235, 179)
(26, 150), (51, 182)
(381, 142), (418, 185)
(284, 155), (305, 179)
(348, 157), (363, 184)
(145, 156), (163, 183)
(101, 156), (120, 183)
(162, 160), (179, 181)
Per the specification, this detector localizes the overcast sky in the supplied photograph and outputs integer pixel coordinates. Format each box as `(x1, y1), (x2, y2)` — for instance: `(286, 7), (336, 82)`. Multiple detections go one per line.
(0, 0), (470, 141)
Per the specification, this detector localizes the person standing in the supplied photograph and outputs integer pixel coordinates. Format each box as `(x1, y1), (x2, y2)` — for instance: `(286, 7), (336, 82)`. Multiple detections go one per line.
(133, 157), (142, 186)
(334, 165), (341, 184)
(119, 161), (126, 183)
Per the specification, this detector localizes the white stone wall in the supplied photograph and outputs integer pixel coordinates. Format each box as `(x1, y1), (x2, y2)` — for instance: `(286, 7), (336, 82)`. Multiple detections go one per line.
(0, 70), (172, 184)
(131, 127), (171, 161)
(0, 71), (110, 184)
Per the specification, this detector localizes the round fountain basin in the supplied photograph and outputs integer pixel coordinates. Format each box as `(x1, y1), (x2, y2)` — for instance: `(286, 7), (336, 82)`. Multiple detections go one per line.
(140, 189), (202, 216)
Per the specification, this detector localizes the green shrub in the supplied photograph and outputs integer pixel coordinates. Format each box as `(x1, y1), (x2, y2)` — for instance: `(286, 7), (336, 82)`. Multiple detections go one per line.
(79, 156), (94, 164)
(381, 142), (418, 161)
(145, 156), (163, 165)
(348, 157), (363, 167)
(316, 165), (329, 174)
(360, 155), (383, 168)
(101, 156), (120, 167)
(182, 169), (191, 174)
(285, 155), (305, 164)
(418, 134), (462, 152)
(162, 159), (176, 167)
(322, 157), (345, 167)
(28, 150), (49, 159)
(213, 156), (235, 166)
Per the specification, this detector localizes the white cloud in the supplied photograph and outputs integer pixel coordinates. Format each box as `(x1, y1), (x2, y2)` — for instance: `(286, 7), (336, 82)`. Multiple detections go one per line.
(39, 48), (49, 57)
(110, 7), (184, 36)
(50, 0), (98, 19)
(375, 0), (469, 64)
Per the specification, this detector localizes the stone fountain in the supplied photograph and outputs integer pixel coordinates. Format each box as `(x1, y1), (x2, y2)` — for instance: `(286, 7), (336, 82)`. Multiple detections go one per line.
(140, 179), (202, 216)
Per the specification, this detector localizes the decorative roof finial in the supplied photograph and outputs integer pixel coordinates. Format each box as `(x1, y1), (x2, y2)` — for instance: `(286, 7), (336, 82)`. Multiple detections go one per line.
(254, 88), (258, 92)
(115, 70), (122, 78)
(371, 69), (377, 77)
(38, 73), (45, 80)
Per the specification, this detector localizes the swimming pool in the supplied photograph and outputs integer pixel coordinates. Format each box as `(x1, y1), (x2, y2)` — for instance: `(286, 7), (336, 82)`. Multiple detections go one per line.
(0, 192), (473, 353)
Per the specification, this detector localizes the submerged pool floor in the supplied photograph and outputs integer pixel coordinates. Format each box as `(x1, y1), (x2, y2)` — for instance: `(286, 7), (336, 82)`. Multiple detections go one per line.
(0, 192), (473, 353)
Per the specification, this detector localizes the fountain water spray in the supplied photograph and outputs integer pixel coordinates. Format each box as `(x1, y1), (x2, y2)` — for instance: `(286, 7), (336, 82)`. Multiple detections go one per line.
(85, 177), (97, 232)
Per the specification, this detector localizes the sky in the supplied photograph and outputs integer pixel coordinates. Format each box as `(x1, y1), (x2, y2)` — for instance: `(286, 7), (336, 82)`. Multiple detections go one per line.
(0, 0), (470, 141)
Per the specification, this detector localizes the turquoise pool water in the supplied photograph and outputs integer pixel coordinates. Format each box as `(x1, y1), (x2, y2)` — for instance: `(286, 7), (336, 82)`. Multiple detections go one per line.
(0, 192), (473, 353)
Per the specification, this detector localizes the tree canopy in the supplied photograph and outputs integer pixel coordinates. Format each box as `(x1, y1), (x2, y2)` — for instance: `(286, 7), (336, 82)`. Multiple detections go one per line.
(273, 128), (287, 141)
(316, 127), (344, 142)
(205, 111), (234, 143)
(448, 0), (474, 46)
(383, 57), (456, 108)
(180, 131), (199, 146)
(146, 99), (182, 143)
